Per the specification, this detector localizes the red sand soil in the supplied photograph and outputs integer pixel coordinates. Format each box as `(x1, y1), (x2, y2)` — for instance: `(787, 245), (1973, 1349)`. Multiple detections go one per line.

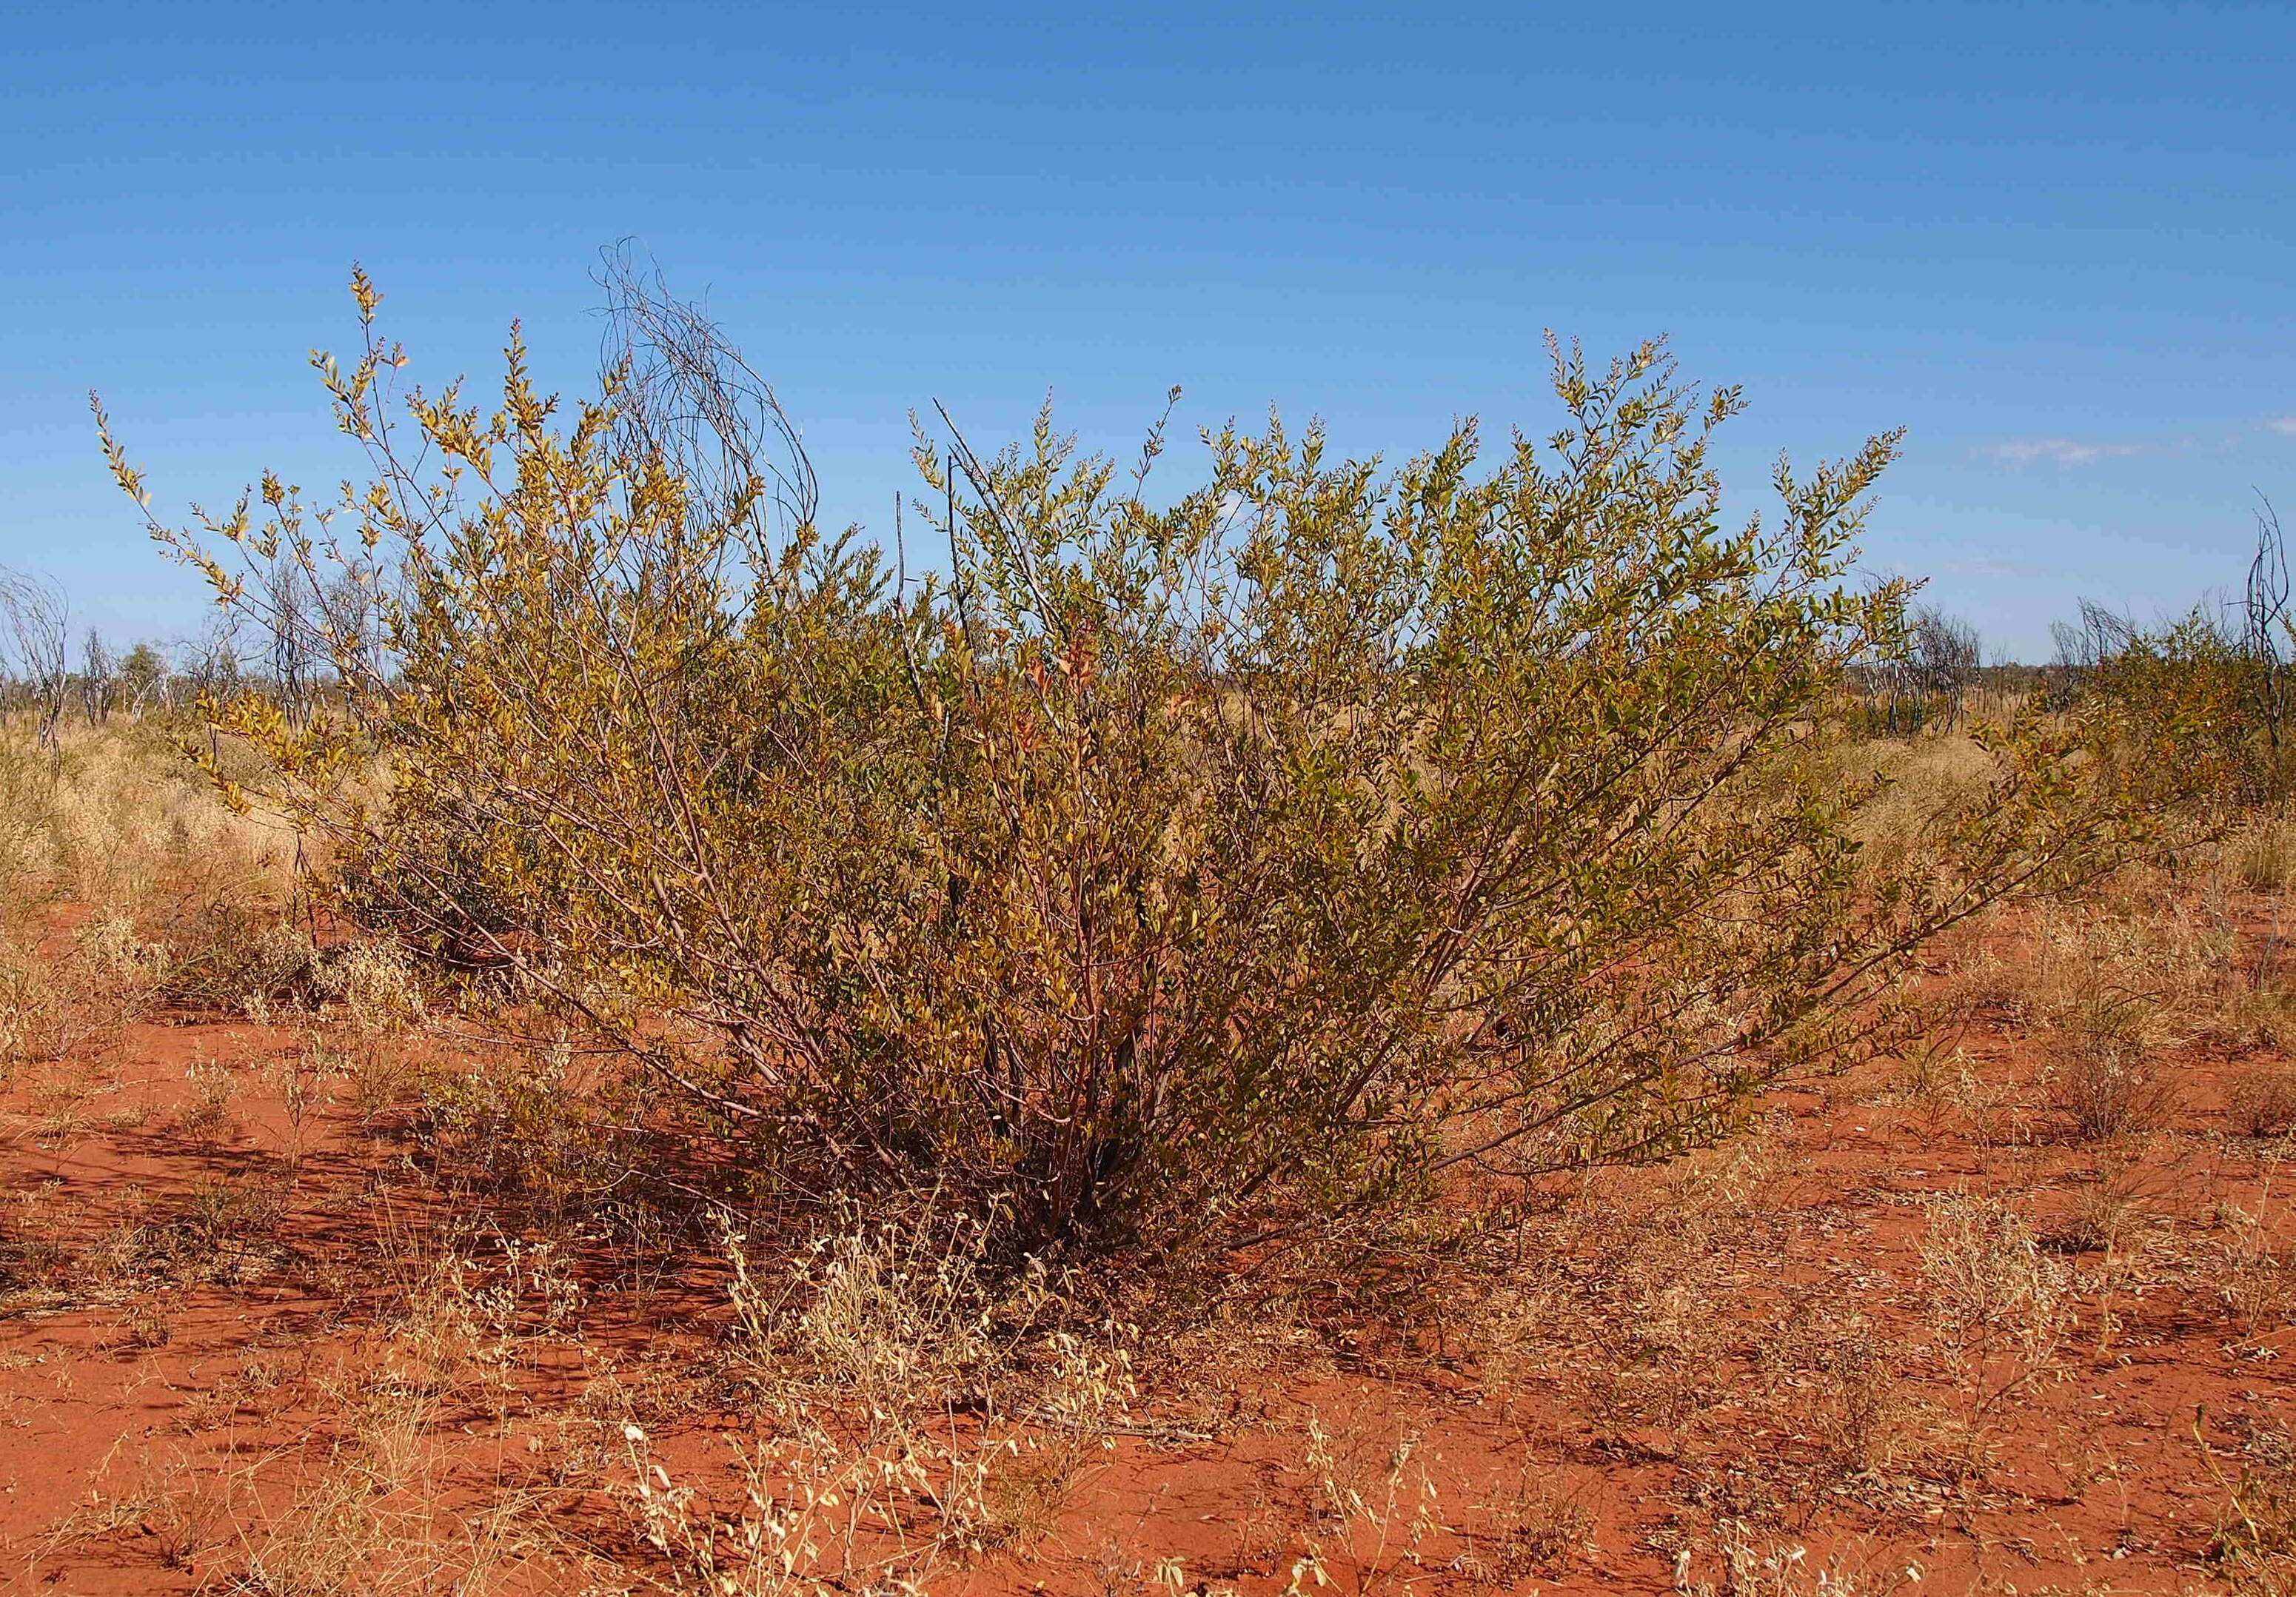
(1, 906), (2290, 1596)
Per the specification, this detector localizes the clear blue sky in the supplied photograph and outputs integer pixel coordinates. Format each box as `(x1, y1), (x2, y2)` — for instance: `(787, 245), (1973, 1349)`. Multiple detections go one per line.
(5, 0), (2291, 660)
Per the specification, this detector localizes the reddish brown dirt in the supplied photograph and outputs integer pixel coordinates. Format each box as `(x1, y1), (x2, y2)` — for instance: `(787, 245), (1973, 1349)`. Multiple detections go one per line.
(1, 910), (2291, 1596)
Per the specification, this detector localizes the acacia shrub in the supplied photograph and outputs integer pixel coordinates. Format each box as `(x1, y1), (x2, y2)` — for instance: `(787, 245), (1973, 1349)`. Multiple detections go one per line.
(104, 274), (2179, 1261)
(2082, 612), (2290, 812)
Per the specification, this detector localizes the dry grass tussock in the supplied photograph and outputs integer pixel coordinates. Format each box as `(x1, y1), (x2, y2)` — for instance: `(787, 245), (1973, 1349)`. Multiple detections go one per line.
(2231, 803), (2296, 895)
(1838, 729), (2005, 867)
(19, 1207), (572, 1593)
(0, 715), (300, 1070)
(1948, 848), (2260, 1045)
(1915, 1190), (2076, 1479)
(1935, 821), (2296, 1150)
(2205, 1416), (2296, 1596)
(0, 716), (290, 915)
(620, 1208), (1140, 1594)
(1456, 1123), (1937, 1497)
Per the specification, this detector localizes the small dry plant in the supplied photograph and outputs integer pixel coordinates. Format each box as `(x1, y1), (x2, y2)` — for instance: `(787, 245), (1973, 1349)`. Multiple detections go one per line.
(2001, 880), (2256, 1055)
(1807, 1314), (1907, 1479)
(1285, 1410), (1447, 1596)
(2234, 810), (2296, 894)
(1917, 1191), (2074, 1480)
(2229, 1063), (2296, 1139)
(380, 1224), (586, 1401)
(2049, 1148), (2156, 1257)
(1541, 1130), (1783, 1452)
(214, 918), (318, 1018)
(0, 909), (167, 1071)
(2214, 1170), (2295, 1345)
(221, 1224), (578, 1594)
(29, 1444), (228, 1581)
(1450, 1472), (1593, 1585)
(173, 1058), (241, 1151)
(231, 1385), (544, 1596)
(270, 1034), (332, 1175)
(2045, 990), (2175, 1142)
(315, 940), (427, 1115)
(1676, 1526), (1866, 1597)
(623, 1206), (1135, 1594)
(1884, 1007), (1975, 1147)
(2202, 1415), (2296, 1596)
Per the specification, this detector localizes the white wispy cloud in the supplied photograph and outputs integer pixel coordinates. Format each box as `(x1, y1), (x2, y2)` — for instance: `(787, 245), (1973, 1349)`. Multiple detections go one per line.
(1981, 437), (2152, 468)
(1945, 557), (2024, 580)
(2263, 417), (2296, 438)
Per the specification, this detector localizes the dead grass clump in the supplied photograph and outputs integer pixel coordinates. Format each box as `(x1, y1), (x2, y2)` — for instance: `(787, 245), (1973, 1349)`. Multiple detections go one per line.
(320, 937), (427, 1029)
(1881, 1005), (1976, 1126)
(617, 1211), (1135, 1592)
(35, 722), (289, 909)
(2044, 991), (2177, 1142)
(1810, 1316), (1907, 1479)
(1932, 1054), (2024, 1148)
(0, 1191), (76, 1294)
(181, 1172), (289, 1251)
(269, 1034), (332, 1173)
(250, 939), (432, 1155)
(417, 1042), (670, 1239)
(2228, 1064), (2296, 1139)
(2204, 1417), (2296, 1596)
(95, 1176), (291, 1291)
(28, 1446), (228, 1581)
(0, 952), (72, 1072)
(1453, 1475), (1593, 1585)
(0, 909), (168, 1070)
(2213, 1183), (2295, 1343)
(1842, 730), (1998, 874)
(2, 1176), (290, 1312)
(171, 1059), (242, 1150)
(2044, 1148), (2162, 1258)
(309, 939), (429, 1114)
(1677, 1527), (1867, 1597)
(1981, 875), (2255, 1054)
(228, 1384), (546, 1596)
(1291, 1410), (1446, 1594)
(1471, 1128), (1793, 1462)
(737, 1205), (1009, 1405)
(162, 908), (315, 1014)
(2233, 809), (2296, 894)
(0, 720), (306, 1099)
(367, 1228), (586, 1408)
(1918, 1191), (2075, 1479)
(109, 1293), (175, 1350)
(184, 1225), (589, 1593)
(0, 717), (295, 980)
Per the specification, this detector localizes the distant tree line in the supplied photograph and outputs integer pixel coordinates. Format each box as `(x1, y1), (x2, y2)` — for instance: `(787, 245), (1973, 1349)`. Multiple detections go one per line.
(1850, 603), (1987, 734)
(0, 566), (301, 749)
(1838, 500), (2292, 764)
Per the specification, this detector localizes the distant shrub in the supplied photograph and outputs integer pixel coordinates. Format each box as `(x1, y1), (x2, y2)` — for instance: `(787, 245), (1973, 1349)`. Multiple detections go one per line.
(2085, 614), (2280, 808)
(2049, 503), (2296, 811)
(102, 268), (2201, 1263)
